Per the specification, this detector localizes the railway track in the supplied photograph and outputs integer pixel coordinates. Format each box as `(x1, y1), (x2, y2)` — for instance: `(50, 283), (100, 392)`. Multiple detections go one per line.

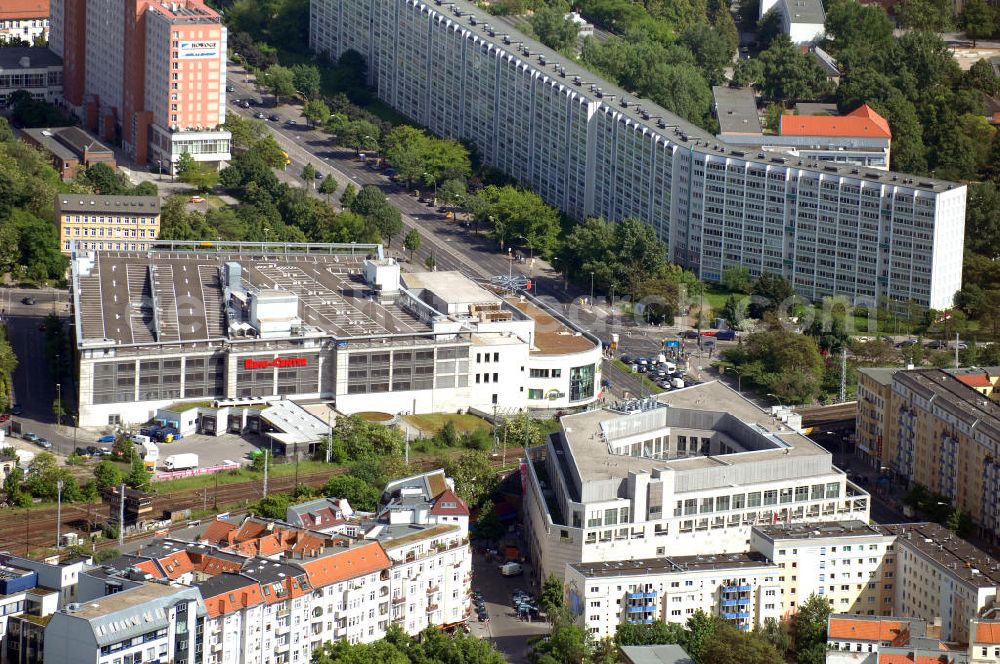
(0, 452), (521, 556)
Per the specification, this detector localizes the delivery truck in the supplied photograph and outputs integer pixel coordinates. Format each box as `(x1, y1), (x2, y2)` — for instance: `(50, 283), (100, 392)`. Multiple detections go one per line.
(163, 453), (198, 471)
(138, 440), (159, 470)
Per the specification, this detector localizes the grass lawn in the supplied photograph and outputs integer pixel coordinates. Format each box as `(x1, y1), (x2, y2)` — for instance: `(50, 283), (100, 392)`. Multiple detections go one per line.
(404, 413), (491, 437)
(701, 284), (731, 312)
(150, 460), (333, 494)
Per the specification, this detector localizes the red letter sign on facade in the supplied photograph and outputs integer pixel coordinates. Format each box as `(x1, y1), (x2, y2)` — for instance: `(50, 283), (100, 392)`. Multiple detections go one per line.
(243, 357), (308, 370)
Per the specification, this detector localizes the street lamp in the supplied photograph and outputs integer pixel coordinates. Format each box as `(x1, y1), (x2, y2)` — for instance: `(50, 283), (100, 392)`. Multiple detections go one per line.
(767, 393), (784, 409)
(725, 366), (743, 396)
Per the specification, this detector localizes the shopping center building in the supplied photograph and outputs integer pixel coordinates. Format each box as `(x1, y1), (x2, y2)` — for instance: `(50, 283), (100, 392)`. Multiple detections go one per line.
(71, 242), (602, 427)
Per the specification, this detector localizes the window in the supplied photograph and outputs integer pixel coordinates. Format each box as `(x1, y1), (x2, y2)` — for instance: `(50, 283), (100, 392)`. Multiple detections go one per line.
(528, 389), (543, 400)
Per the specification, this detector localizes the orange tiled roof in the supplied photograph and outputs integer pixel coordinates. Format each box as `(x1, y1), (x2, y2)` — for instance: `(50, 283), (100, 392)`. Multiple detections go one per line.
(878, 655), (952, 664)
(975, 621), (1000, 644)
(201, 579), (265, 619)
(0, 0), (47, 21)
(829, 617), (909, 642)
(956, 374), (992, 388)
(133, 560), (161, 578)
(780, 104), (892, 139)
(300, 542), (390, 587)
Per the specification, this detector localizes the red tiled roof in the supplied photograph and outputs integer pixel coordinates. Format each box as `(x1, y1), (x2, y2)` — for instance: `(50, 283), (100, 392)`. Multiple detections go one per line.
(975, 621), (1000, 644)
(299, 542), (390, 587)
(430, 489), (470, 517)
(0, 1), (47, 21)
(878, 655), (951, 664)
(200, 519), (238, 545)
(781, 104), (892, 139)
(829, 617), (909, 642)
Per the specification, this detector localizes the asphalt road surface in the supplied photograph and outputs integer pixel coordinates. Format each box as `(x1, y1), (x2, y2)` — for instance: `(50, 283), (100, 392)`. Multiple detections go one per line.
(4, 287), (79, 455)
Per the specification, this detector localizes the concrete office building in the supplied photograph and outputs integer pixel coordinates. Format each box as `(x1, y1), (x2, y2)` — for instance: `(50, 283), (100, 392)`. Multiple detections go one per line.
(56, 194), (160, 254)
(855, 367), (1000, 544)
(0, 1), (49, 45)
(42, 583), (205, 664)
(71, 243), (601, 427)
(310, 0), (966, 310)
(48, 0), (230, 171)
(566, 552), (782, 638)
(0, 47), (62, 105)
(522, 381), (871, 582)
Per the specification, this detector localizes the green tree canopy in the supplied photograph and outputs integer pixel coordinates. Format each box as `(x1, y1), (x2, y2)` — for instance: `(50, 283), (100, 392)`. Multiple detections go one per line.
(530, 5), (580, 52)
(320, 474), (382, 512)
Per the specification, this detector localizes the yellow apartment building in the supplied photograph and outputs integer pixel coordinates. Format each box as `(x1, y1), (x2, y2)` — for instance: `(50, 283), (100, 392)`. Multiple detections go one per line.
(54, 194), (160, 254)
(857, 367), (1000, 545)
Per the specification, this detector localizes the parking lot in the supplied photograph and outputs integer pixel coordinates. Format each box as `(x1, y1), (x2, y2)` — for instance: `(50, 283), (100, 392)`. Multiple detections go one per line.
(144, 432), (259, 471)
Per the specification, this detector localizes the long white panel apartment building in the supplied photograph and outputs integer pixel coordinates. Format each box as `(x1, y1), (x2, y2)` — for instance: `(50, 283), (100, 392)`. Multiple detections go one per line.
(522, 381), (871, 582)
(310, 0), (966, 309)
(567, 552), (782, 638)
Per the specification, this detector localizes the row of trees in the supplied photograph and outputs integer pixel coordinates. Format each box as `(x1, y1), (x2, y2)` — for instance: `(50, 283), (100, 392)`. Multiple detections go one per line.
(612, 595), (831, 664)
(312, 624), (505, 664)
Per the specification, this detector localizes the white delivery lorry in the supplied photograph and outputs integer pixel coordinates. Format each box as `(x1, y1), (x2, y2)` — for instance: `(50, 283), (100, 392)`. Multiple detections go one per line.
(163, 453), (198, 471)
(500, 562), (523, 576)
(138, 440), (159, 470)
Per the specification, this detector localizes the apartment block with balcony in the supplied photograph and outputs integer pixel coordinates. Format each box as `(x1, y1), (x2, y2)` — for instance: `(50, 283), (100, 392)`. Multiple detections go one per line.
(857, 367), (1000, 544)
(309, 0), (967, 310)
(750, 521), (898, 618)
(566, 553), (781, 639)
(522, 381), (870, 583)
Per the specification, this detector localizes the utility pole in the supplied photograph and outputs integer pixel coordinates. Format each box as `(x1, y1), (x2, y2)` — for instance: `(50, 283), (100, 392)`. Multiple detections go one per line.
(955, 332), (960, 369)
(326, 411), (332, 464)
(213, 472), (219, 511)
(118, 482), (125, 548)
(839, 347), (847, 403)
(56, 383), (61, 431)
(56, 480), (63, 548)
(262, 450), (269, 498)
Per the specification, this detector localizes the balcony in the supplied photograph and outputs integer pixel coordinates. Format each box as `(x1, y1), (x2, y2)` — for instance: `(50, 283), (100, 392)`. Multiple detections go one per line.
(626, 618), (656, 625)
(722, 585), (752, 592)
(626, 592), (657, 600)
(721, 598), (751, 607)
(722, 611), (751, 619)
(427, 585), (440, 594)
(427, 604), (439, 612)
(392, 596), (406, 605)
(625, 605), (657, 613)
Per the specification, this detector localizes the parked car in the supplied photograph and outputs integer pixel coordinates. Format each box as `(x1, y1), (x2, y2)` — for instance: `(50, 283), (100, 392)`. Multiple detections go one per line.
(314, 169), (324, 179)
(254, 112), (266, 120)
(926, 340), (946, 349)
(269, 114), (279, 122)
(715, 329), (737, 341)
(240, 101), (250, 109)
(21, 432), (38, 442)
(35, 438), (51, 449)
(21, 297), (34, 305)
(226, 85), (235, 92)
(285, 119), (297, 125)
(75, 447), (91, 457)
(10, 404), (21, 416)
(896, 339), (918, 348)
(97, 434), (116, 443)
(680, 330), (699, 339)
